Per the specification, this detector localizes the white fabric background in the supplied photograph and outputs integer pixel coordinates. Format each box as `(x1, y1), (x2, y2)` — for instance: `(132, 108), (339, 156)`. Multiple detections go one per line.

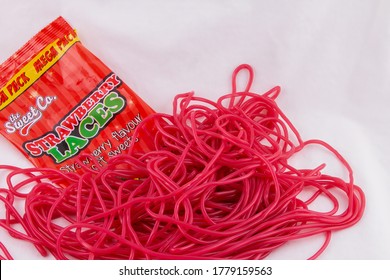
(0, 0), (389, 259)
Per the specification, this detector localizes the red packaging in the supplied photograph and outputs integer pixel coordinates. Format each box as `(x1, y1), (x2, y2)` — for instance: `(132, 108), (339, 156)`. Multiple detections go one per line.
(0, 17), (155, 172)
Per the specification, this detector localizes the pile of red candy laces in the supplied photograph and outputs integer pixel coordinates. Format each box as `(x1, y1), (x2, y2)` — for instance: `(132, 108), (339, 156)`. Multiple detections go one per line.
(0, 64), (365, 260)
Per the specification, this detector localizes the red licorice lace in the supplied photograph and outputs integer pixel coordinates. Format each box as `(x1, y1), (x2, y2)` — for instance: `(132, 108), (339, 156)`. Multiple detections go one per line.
(0, 64), (365, 259)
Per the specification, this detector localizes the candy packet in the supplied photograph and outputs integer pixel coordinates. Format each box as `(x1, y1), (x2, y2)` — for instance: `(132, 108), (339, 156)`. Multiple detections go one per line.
(0, 17), (155, 172)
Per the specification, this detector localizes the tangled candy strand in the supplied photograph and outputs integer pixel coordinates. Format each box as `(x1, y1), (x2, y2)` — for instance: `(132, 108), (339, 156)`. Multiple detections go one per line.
(0, 64), (365, 259)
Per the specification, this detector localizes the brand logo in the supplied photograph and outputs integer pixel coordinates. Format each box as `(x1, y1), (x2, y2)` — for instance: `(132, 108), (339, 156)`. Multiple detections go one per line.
(4, 95), (56, 136)
(23, 73), (126, 163)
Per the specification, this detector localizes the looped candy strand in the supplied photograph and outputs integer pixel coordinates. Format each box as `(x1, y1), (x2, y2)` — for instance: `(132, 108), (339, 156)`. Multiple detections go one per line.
(0, 64), (365, 259)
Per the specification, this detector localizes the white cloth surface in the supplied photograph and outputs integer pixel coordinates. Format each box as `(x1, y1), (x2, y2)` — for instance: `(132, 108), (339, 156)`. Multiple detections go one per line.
(0, 0), (389, 259)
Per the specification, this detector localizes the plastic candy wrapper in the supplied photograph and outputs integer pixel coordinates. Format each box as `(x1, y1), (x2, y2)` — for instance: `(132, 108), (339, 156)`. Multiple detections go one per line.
(0, 17), (155, 173)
